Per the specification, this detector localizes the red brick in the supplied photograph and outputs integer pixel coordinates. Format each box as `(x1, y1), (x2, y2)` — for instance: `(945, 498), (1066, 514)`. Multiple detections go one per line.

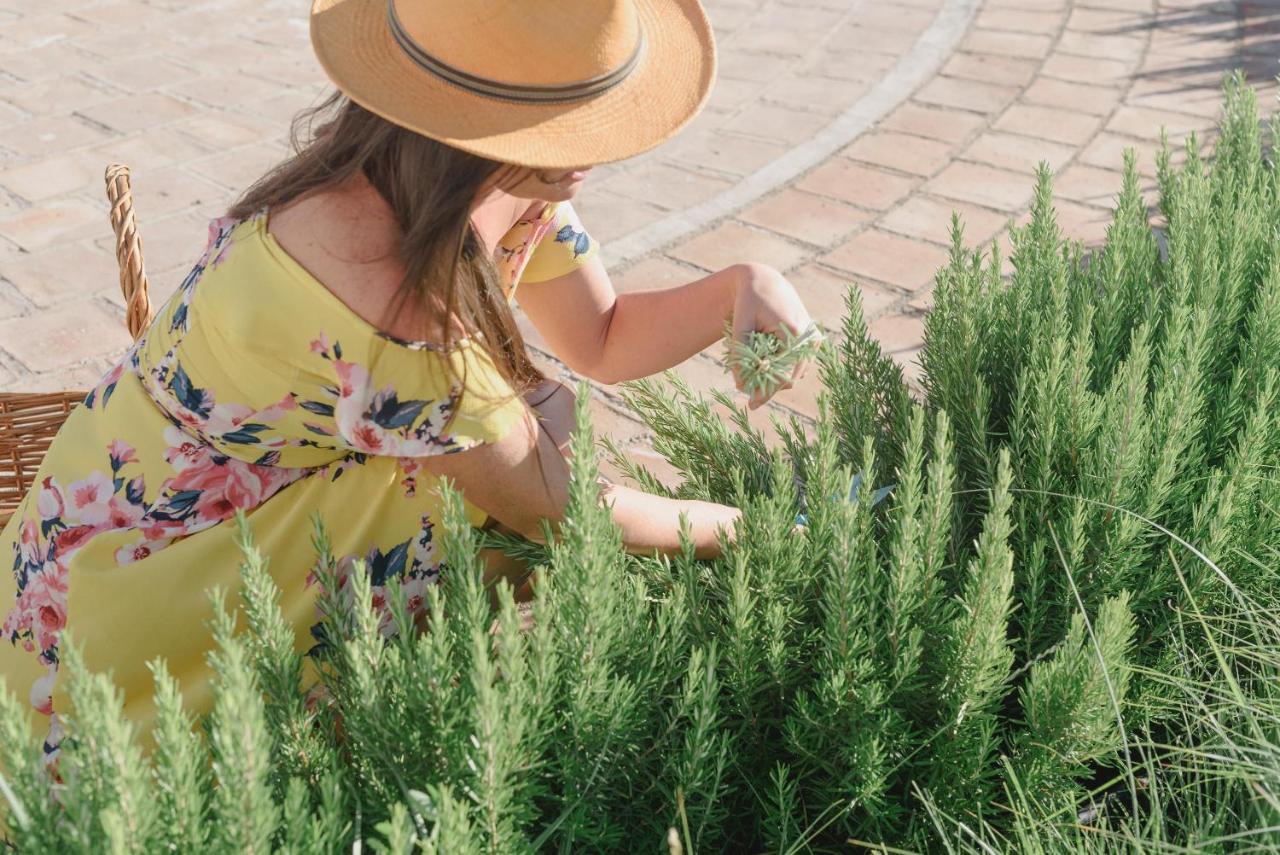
(994, 103), (1102, 145)
(75, 92), (199, 135)
(0, 199), (104, 251)
(961, 29), (1054, 60)
(165, 73), (290, 112)
(879, 195), (1011, 247)
(841, 131), (954, 176)
(880, 103), (986, 144)
(806, 48), (899, 84)
(0, 42), (97, 84)
(2, 239), (118, 307)
(2, 74), (116, 118)
(722, 102), (834, 146)
(0, 115), (113, 160)
(1052, 163), (1129, 208)
(768, 354), (825, 419)
(1125, 77), (1226, 119)
(127, 166), (228, 217)
(83, 54), (203, 93)
(0, 288), (23, 321)
(988, 0), (1068, 7)
(1022, 77), (1123, 117)
(0, 13), (97, 49)
(796, 160), (916, 211)
(81, 127), (216, 173)
(662, 130), (790, 178)
(669, 221), (810, 274)
(962, 131), (1077, 174)
(1105, 105), (1216, 142)
(942, 52), (1040, 87)
(1039, 53), (1132, 87)
(927, 161), (1036, 212)
(975, 7), (1063, 33)
(820, 229), (950, 292)
(738, 188), (874, 246)
(840, 3), (937, 31)
(868, 313), (927, 358)
(672, 351), (738, 397)
(1050, 199), (1113, 246)
(7, 360), (118, 395)
(586, 397), (648, 446)
(0, 154), (97, 202)
(1077, 133), (1166, 177)
(0, 299), (131, 372)
(784, 262), (900, 330)
(716, 49), (796, 84)
(760, 74), (871, 115)
(169, 113), (283, 150)
(916, 76), (1019, 114)
(595, 162), (734, 212)
(1065, 6), (1148, 32)
(731, 26), (816, 56)
(754, 4), (848, 32)
(1055, 31), (1146, 62)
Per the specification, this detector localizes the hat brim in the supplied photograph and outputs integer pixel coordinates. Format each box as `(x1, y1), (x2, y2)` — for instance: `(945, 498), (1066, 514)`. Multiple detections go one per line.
(309, 0), (717, 170)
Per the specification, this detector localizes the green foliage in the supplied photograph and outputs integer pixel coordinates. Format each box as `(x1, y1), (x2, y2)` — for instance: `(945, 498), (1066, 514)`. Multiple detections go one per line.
(3, 74), (1280, 852)
(723, 320), (825, 399)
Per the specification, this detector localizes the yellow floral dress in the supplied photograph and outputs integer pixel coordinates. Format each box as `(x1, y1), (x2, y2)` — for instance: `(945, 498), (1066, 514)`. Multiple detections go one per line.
(0, 199), (599, 762)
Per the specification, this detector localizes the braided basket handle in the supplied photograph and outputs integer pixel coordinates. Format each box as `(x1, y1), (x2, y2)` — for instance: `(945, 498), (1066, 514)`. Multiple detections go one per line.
(104, 164), (152, 342)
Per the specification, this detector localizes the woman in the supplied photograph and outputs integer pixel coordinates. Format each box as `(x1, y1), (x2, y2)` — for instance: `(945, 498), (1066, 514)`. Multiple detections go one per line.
(0, 0), (814, 762)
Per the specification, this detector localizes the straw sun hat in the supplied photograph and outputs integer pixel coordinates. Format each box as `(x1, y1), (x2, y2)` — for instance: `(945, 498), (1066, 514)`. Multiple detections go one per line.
(309, 0), (718, 171)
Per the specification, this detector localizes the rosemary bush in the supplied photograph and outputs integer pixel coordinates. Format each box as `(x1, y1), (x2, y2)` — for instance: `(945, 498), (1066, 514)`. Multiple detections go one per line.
(3, 75), (1279, 853)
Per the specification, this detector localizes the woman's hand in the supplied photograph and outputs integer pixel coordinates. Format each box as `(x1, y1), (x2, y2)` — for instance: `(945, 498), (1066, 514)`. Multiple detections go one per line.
(730, 263), (816, 409)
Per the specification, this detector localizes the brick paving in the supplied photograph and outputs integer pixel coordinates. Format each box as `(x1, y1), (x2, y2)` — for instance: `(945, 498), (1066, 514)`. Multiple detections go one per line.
(0, 0), (1275, 484)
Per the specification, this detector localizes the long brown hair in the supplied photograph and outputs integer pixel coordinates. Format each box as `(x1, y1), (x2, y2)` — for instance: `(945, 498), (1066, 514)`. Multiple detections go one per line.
(226, 90), (544, 398)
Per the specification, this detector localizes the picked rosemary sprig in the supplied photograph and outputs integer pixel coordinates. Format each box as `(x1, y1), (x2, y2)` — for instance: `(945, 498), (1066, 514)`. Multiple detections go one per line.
(723, 320), (824, 400)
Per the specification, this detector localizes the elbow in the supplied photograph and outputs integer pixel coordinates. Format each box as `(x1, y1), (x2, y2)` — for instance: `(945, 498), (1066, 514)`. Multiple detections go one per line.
(560, 354), (628, 385)
(581, 363), (629, 385)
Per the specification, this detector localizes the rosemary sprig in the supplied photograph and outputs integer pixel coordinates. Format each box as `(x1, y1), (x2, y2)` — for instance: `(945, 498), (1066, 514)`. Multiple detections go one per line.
(723, 320), (824, 400)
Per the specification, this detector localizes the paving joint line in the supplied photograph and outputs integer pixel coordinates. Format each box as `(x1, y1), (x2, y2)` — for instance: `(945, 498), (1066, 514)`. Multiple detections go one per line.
(603, 0), (983, 273)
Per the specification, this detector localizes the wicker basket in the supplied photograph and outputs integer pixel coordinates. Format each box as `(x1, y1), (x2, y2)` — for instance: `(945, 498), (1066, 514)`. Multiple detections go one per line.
(0, 165), (153, 527)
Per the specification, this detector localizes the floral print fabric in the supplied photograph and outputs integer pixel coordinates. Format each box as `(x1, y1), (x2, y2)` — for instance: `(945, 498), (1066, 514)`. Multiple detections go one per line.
(0, 199), (598, 764)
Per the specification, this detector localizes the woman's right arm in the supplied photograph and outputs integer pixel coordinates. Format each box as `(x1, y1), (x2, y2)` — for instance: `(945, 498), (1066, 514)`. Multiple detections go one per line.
(419, 400), (740, 560)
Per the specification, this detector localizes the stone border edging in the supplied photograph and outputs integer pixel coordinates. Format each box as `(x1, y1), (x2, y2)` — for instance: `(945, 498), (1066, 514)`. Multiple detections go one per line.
(603, 0), (984, 271)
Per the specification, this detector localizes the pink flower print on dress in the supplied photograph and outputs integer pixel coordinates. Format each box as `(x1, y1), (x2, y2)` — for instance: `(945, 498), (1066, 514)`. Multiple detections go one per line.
(17, 519), (40, 567)
(108, 439), (138, 467)
(53, 525), (96, 557)
(30, 668), (56, 717)
(36, 477), (65, 521)
(115, 538), (171, 566)
(331, 356), (467, 456)
(105, 494), (144, 529)
(66, 471), (116, 526)
(207, 215), (241, 269)
(16, 561), (68, 655)
(163, 426), (213, 472)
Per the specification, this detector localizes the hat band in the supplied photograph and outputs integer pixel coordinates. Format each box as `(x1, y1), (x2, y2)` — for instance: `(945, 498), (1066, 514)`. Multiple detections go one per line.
(386, 0), (647, 104)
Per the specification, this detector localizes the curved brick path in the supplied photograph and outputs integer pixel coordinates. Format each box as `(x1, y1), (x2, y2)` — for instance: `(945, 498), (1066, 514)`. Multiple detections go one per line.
(0, 0), (1275, 480)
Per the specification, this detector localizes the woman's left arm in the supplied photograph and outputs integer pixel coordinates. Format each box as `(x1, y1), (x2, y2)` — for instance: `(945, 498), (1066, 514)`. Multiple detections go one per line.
(518, 258), (814, 406)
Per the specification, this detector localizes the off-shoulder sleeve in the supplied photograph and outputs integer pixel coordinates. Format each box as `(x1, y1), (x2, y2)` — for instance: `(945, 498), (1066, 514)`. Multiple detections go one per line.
(517, 200), (600, 285)
(293, 332), (529, 459)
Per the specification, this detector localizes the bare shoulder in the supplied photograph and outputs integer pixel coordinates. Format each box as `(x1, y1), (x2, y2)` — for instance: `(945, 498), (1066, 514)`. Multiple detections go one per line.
(266, 181), (434, 342)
